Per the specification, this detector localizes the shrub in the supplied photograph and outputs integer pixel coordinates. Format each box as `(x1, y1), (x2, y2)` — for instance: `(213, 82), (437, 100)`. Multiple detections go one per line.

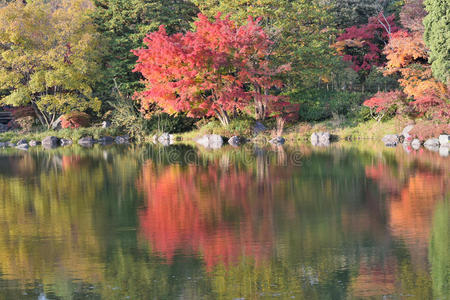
(15, 116), (34, 133)
(409, 123), (449, 141)
(145, 113), (196, 134)
(61, 112), (91, 129)
(363, 91), (407, 122)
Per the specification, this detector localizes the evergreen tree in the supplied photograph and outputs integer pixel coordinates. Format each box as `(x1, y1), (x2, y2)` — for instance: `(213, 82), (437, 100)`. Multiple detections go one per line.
(423, 0), (450, 83)
(92, 0), (199, 97)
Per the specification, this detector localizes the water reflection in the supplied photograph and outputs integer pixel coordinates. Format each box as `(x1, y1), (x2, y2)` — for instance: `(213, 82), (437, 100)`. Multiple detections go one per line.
(0, 144), (447, 299)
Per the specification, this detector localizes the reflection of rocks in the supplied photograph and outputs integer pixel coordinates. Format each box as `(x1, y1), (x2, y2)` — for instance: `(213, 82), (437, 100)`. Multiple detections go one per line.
(439, 147), (449, 157)
(98, 136), (114, 145)
(157, 133), (174, 146)
(228, 136), (247, 147)
(382, 134), (399, 147)
(42, 136), (59, 149)
(269, 136), (285, 145)
(402, 142), (412, 153)
(411, 139), (421, 150)
(424, 138), (440, 152)
(115, 135), (130, 144)
(60, 138), (73, 147)
(195, 134), (223, 149)
(15, 143), (29, 151)
(78, 136), (96, 147)
(311, 132), (330, 146)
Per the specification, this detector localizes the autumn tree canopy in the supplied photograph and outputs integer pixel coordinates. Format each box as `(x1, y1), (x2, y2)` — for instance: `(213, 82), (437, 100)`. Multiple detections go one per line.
(0, 0), (102, 128)
(132, 14), (289, 126)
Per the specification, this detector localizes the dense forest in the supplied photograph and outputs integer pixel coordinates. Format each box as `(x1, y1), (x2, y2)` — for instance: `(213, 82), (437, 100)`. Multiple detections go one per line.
(0, 0), (448, 141)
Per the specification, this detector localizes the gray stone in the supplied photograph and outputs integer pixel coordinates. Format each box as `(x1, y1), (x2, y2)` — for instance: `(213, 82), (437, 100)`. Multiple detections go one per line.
(269, 136), (285, 145)
(42, 136), (59, 148)
(228, 136), (247, 147)
(438, 135), (449, 147)
(424, 138), (440, 147)
(6, 141), (15, 148)
(78, 136), (95, 147)
(60, 138), (73, 146)
(15, 143), (29, 150)
(196, 134), (223, 149)
(28, 140), (40, 147)
(16, 139), (28, 146)
(98, 136), (114, 145)
(439, 146), (449, 157)
(102, 121), (111, 128)
(401, 125), (415, 142)
(424, 138), (440, 152)
(411, 139), (421, 150)
(115, 135), (130, 144)
(382, 134), (399, 147)
(311, 132), (331, 146)
(253, 122), (266, 135)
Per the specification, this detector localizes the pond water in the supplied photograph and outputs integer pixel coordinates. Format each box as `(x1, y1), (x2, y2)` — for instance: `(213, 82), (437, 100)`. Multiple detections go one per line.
(0, 143), (448, 299)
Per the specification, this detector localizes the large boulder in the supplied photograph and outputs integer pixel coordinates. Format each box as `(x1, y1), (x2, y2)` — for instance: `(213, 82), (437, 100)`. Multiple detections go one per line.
(424, 138), (440, 152)
(29, 140), (41, 147)
(228, 136), (247, 147)
(42, 136), (59, 148)
(78, 136), (95, 147)
(196, 134), (223, 149)
(16, 139), (28, 146)
(157, 133), (174, 146)
(382, 134), (399, 147)
(253, 122), (266, 135)
(401, 125), (415, 142)
(311, 132), (331, 146)
(269, 136), (285, 145)
(438, 134), (449, 147)
(411, 139), (421, 150)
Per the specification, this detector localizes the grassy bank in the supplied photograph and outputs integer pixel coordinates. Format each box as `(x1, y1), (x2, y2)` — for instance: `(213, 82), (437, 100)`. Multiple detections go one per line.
(174, 118), (411, 143)
(0, 117), (417, 145)
(0, 127), (122, 143)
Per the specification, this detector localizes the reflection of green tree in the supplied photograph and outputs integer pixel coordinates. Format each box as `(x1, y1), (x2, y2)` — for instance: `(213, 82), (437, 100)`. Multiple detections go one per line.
(430, 197), (450, 299)
(0, 147), (143, 298)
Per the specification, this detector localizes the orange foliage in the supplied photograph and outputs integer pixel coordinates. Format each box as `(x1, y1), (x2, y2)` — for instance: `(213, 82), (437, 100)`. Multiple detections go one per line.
(137, 162), (276, 270)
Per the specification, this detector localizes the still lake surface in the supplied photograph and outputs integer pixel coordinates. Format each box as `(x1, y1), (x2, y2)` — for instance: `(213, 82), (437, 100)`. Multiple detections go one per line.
(0, 143), (448, 299)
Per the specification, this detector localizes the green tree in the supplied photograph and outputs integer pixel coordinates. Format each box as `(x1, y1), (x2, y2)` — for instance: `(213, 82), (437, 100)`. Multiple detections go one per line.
(193, 0), (339, 94)
(423, 0), (450, 83)
(91, 0), (199, 98)
(0, 0), (102, 128)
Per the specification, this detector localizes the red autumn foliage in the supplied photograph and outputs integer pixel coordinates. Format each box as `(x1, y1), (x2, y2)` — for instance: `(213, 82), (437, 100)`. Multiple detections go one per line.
(132, 13), (290, 126)
(363, 91), (406, 113)
(136, 161), (293, 271)
(4, 106), (35, 120)
(335, 13), (399, 72)
(61, 111), (91, 129)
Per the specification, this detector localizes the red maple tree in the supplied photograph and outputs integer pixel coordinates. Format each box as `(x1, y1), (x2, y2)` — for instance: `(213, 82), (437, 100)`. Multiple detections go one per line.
(334, 13), (399, 73)
(132, 13), (290, 126)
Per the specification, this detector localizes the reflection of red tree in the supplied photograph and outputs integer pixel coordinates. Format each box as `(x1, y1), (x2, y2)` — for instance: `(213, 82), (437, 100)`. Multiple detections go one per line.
(137, 162), (275, 271)
(62, 155), (82, 171)
(366, 160), (448, 268)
